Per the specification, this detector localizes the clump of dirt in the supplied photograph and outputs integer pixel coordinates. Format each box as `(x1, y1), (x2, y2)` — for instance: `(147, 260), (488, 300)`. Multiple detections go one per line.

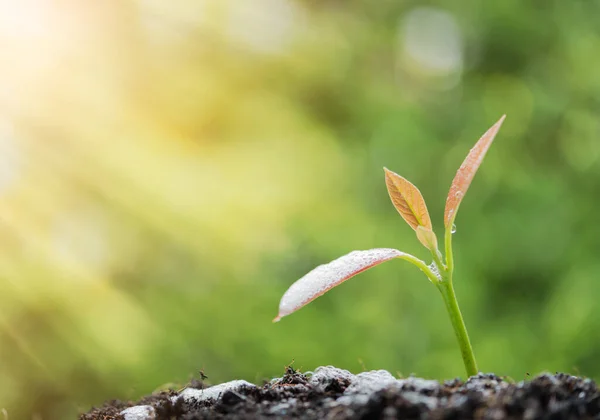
(81, 367), (600, 419)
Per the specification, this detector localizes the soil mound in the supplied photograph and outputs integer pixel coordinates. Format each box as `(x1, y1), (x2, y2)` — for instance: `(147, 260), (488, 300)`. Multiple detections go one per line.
(81, 366), (600, 419)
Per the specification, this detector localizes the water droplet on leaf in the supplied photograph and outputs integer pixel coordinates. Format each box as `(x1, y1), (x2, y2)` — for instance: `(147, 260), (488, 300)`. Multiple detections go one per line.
(451, 224), (457, 234)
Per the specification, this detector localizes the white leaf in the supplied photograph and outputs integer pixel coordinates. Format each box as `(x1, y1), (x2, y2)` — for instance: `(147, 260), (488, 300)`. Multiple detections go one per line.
(274, 248), (407, 321)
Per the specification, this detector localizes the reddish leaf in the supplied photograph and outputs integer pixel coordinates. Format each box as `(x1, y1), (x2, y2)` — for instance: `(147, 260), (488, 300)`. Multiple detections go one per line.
(274, 249), (407, 322)
(384, 168), (432, 231)
(444, 115), (506, 228)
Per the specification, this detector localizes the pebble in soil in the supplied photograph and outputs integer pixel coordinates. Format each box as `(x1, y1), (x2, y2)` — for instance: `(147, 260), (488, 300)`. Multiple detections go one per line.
(81, 367), (600, 419)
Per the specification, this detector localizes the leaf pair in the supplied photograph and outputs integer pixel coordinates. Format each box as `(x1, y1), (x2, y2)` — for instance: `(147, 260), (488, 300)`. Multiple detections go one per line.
(384, 114), (505, 250)
(274, 115), (505, 322)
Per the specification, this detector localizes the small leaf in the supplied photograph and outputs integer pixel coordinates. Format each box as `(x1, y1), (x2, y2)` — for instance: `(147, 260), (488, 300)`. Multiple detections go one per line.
(384, 168), (432, 231)
(274, 248), (407, 322)
(444, 115), (506, 228)
(416, 226), (438, 251)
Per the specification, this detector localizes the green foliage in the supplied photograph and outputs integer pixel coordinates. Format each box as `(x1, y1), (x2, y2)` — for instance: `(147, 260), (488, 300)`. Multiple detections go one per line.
(1, 2), (600, 419)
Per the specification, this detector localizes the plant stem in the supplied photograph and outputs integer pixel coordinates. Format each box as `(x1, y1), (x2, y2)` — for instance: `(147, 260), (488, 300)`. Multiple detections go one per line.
(397, 254), (440, 284)
(430, 247), (446, 273)
(444, 223), (454, 273)
(437, 277), (478, 377)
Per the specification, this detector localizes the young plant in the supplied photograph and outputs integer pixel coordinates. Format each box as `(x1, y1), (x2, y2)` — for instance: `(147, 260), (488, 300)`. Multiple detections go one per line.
(274, 116), (506, 377)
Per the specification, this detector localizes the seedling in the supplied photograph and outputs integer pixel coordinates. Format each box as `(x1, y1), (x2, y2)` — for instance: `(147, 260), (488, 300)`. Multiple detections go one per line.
(274, 116), (506, 377)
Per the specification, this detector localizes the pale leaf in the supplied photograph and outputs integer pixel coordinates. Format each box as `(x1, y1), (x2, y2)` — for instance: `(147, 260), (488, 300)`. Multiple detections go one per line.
(444, 115), (506, 228)
(416, 226), (438, 251)
(274, 249), (407, 322)
(384, 168), (432, 231)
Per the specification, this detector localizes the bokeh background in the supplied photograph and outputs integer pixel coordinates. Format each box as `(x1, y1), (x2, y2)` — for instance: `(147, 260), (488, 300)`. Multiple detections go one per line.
(1, 1), (600, 418)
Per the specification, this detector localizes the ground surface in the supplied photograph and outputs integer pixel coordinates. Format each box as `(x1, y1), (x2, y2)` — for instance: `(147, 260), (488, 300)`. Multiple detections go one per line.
(81, 366), (600, 419)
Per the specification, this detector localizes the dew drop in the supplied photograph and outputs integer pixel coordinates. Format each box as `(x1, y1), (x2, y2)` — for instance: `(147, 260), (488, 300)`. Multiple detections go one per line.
(451, 224), (456, 234)
(428, 261), (442, 281)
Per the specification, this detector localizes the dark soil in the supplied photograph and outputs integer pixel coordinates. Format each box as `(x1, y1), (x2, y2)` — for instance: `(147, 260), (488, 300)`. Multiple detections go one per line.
(81, 366), (600, 419)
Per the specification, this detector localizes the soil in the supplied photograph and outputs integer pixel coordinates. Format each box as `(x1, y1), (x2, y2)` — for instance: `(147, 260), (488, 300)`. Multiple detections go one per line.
(81, 366), (600, 419)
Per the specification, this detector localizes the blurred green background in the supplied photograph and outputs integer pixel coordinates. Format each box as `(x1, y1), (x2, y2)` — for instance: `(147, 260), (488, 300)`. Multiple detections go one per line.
(1, 1), (600, 418)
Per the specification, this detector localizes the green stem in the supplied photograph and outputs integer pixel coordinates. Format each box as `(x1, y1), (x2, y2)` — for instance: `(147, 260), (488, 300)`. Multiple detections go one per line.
(396, 254), (440, 284)
(414, 224), (477, 376)
(444, 223), (454, 273)
(441, 221), (477, 376)
(437, 275), (478, 377)
(431, 248), (446, 273)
